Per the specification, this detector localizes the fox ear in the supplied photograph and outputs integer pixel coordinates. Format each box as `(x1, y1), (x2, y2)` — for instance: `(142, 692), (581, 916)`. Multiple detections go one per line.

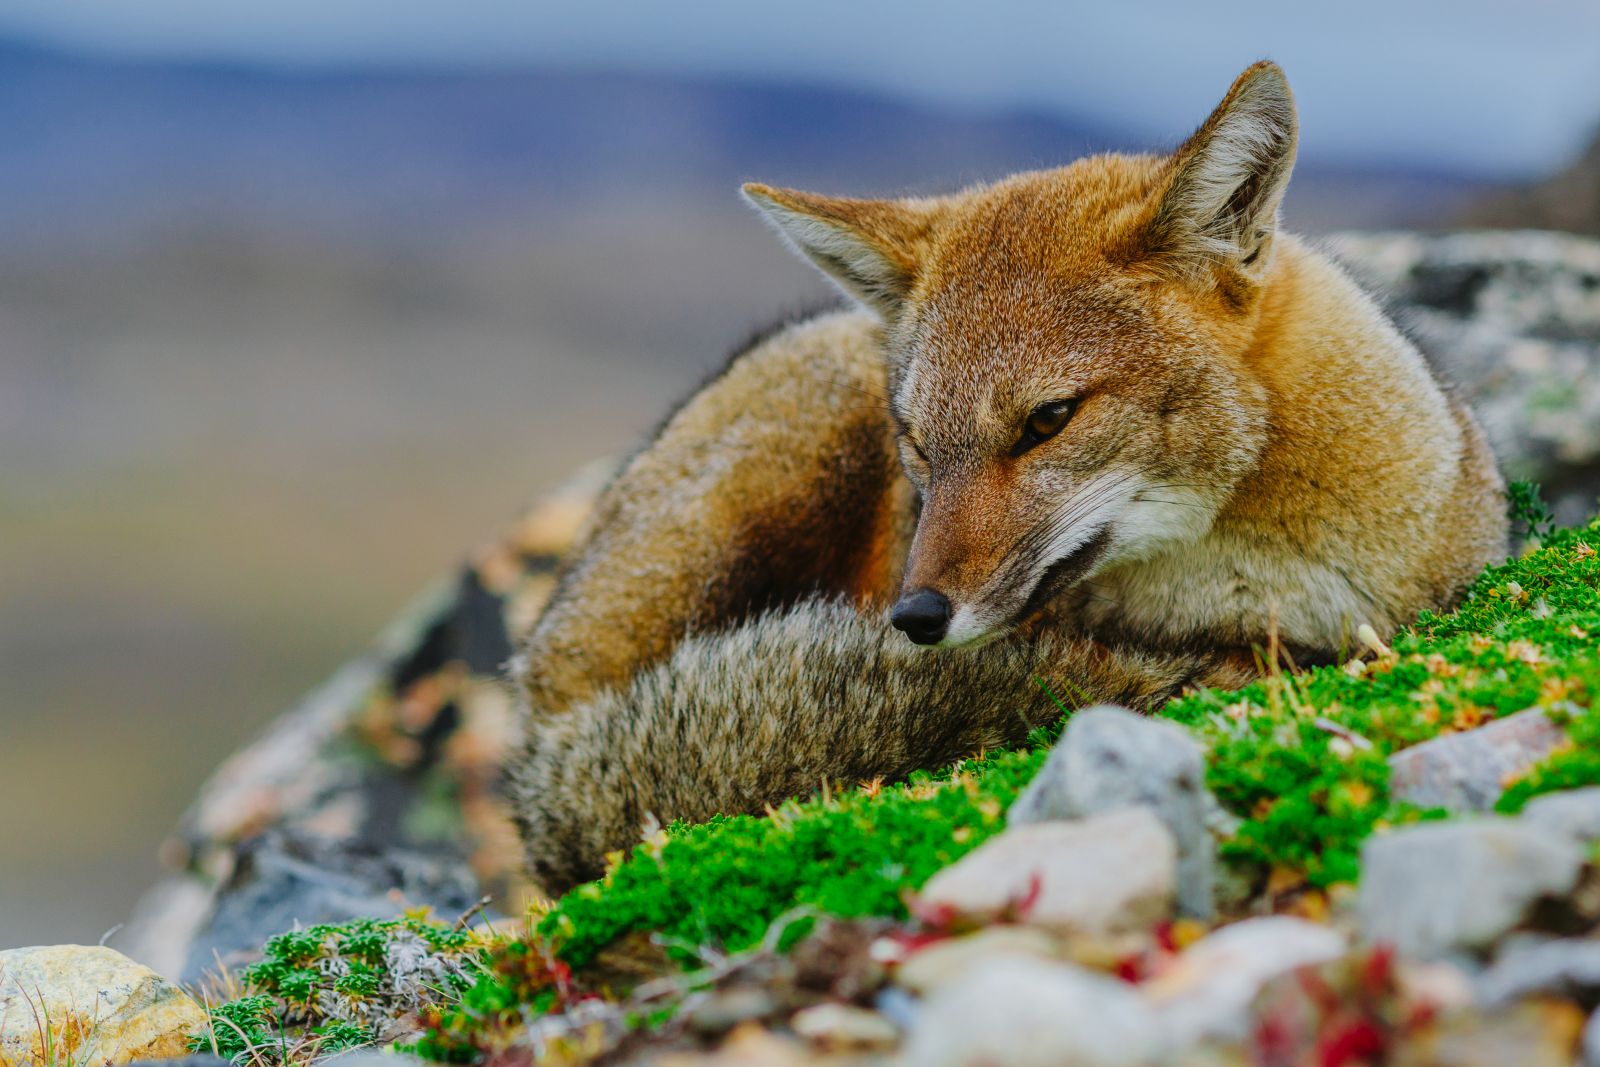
(1151, 61), (1298, 276)
(742, 183), (930, 319)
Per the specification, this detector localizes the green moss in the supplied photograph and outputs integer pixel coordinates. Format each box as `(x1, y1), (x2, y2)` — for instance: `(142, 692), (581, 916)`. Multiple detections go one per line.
(541, 746), (1051, 968)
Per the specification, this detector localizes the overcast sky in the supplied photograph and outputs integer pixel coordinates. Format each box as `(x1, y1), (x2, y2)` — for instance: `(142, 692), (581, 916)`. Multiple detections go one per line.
(3, 0), (1598, 178)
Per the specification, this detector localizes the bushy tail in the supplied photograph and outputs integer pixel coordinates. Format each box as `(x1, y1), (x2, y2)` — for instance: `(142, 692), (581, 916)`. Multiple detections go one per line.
(507, 598), (1240, 893)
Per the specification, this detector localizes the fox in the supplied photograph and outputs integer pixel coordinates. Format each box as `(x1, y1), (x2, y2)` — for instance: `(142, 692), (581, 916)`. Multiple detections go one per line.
(506, 61), (1507, 894)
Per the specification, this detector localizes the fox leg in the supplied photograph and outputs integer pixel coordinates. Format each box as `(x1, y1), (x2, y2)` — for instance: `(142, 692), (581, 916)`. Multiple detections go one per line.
(509, 597), (1249, 892)
(521, 310), (915, 716)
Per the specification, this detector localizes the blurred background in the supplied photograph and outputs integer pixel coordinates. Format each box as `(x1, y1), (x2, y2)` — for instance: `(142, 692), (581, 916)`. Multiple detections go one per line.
(2, 1), (1599, 949)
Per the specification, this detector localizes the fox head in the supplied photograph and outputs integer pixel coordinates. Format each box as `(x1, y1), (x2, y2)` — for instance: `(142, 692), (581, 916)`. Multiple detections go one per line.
(744, 62), (1295, 647)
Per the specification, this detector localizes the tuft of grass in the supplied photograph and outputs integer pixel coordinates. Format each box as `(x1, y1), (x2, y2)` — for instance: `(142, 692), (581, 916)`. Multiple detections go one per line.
(2, 976), (106, 1067)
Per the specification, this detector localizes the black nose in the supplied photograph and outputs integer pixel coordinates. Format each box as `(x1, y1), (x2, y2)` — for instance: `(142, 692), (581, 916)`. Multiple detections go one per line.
(891, 589), (952, 645)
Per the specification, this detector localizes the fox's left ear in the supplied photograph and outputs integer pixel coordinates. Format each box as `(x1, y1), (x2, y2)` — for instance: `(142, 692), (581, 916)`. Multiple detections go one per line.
(742, 183), (933, 319)
(1150, 61), (1298, 278)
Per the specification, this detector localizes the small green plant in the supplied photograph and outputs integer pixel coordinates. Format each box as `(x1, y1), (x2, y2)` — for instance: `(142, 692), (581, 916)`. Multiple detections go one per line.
(1508, 479), (1557, 542)
(189, 916), (490, 1065)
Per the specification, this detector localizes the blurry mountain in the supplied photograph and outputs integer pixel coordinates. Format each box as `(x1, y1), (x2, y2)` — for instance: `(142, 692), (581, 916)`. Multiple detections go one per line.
(1462, 125), (1600, 236)
(0, 36), (1499, 249)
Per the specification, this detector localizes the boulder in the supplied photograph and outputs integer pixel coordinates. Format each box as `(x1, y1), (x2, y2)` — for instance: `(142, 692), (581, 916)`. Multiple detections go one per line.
(0, 945), (207, 1065)
(899, 956), (1161, 1067)
(1387, 708), (1569, 813)
(918, 807), (1176, 936)
(1009, 705), (1219, 918)
(1358, 819), (1586, 959)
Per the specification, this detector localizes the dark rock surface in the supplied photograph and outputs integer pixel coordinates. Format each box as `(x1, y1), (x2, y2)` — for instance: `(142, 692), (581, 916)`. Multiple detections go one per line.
(181, 831), (481, 984)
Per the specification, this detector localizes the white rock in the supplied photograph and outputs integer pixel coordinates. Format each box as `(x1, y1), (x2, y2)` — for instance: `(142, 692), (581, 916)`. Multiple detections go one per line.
(1359, 819), (1585, 959)
(919, 807), (1176, 935)
(1142, 917), (1347, 1049)
(0, 944), (208, 1065)
(899, 956), (1161, 1067)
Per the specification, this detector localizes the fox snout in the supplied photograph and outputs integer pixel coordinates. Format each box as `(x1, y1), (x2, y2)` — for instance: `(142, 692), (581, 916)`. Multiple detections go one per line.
(889, 588), (952, 645)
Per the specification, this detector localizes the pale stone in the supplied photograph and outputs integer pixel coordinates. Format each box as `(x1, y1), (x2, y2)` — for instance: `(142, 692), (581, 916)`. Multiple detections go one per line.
(894, 925), (1059, 995)
(1142, 917), (1347, 1048)
(899, 956), (1161, 1067)
(0, 945), (208, 1065)
(1359, 819), (1585, 959)
(919, 807), (1176, 936)
(789, 1003), (897, 1050)
(1388, 708), (1567, 813)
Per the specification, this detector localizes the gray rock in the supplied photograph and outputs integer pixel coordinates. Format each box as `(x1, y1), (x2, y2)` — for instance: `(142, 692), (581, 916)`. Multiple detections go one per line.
(1010, 704), (1218, 918)
(1359, 819), (1586, 959)
(921, 807), (1176, 936)
(181, 830), (482, 985)
(1387, 708), (1569, 813)
(1331, 231), (1600, 524)
(1586, 1005), (1600, 1067)
(900, 956), (1161, 1067)
(1142, 917), (1347, 1049)
(1522, 787), (1600, 844)
(1478, 936), (1600, 1008)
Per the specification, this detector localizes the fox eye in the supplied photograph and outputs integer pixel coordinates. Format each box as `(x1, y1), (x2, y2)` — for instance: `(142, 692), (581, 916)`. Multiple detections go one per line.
(1014, 399), (1078, 455)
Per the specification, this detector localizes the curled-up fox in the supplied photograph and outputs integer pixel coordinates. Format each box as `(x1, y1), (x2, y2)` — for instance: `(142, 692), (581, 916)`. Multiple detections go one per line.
(507, 62), (1507, 892)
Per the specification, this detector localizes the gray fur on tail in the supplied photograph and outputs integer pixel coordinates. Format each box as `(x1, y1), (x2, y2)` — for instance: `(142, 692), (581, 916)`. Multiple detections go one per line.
(507, 597), (1224, 893)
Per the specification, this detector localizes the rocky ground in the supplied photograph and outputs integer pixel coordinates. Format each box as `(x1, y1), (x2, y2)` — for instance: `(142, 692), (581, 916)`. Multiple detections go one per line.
(5, 229), (1600, 1067)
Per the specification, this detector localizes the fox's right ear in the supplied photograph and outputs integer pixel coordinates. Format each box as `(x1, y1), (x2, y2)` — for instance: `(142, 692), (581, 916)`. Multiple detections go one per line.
(1148, 61), (1298, 280)
(741, 183), (932, 319)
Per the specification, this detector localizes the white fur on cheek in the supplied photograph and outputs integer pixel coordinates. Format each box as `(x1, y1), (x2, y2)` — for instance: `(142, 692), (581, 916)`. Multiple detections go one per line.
(1114, 485), (1218, 561)
(937, 604), (1005, 649)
